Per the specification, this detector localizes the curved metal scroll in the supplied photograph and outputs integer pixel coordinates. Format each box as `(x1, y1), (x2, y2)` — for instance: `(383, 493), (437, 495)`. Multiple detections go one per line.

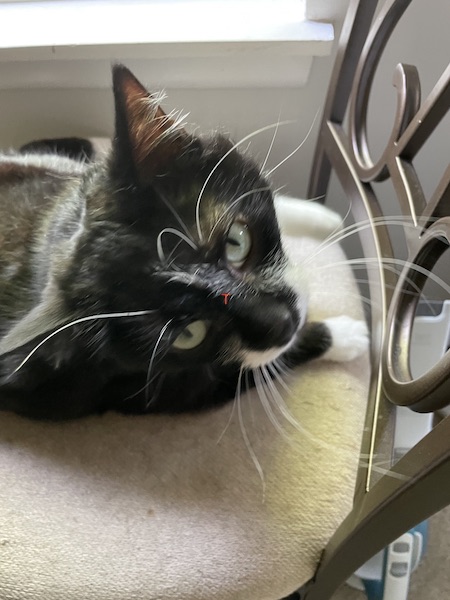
(309, 0), (450, 414)
(304, 0), (450, 597)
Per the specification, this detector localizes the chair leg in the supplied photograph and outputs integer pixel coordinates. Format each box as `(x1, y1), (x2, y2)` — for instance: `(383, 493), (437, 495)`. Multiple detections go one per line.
(280, 590), (302, 600)
(303, 416), (450, 599)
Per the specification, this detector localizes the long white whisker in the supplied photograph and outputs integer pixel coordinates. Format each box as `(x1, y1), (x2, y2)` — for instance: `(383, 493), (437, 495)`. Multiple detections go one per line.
(208, 186), (271, 241)
(313, 260), (443, 315)
(261, 365), (335, 450)
(157, 227), (198, 264)
(237, 367), (266, 497)
(349, 271), (438, 314)
(124, 370), (161, 403)
(272, 355), (290, 377)
(358, 462), (411, 481)
(313, 285), (378, 310)
(145, 319), (173, 406)
(165, 239), (184, 271)
(303, 217), (430, 266)
(216, 368), (242, 444)
(159, 194), (195, 243)
(253, 367), (289, 439)
(260, 112), (281, 172)
(315, 258), (450, 295)
(195, 120), (295, 241)
(10, 310), (155, 374)
(265, 108), (320, 177)
(267, 361), (292, 394)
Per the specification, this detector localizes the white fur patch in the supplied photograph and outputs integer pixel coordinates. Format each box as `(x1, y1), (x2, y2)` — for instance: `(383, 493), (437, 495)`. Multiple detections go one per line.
(322, 316), (369, 362)
(241, 345), (289, 369)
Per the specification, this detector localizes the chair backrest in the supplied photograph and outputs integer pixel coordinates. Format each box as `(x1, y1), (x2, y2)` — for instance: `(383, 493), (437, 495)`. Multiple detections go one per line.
(303, 0), (450, 597)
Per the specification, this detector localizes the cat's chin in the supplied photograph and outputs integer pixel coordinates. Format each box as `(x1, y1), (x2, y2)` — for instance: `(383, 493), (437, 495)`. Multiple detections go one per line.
(240, 339), (295, 369)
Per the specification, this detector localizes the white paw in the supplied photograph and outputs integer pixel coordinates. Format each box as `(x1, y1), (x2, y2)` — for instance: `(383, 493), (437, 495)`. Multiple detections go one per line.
(322, 316), (369, 362)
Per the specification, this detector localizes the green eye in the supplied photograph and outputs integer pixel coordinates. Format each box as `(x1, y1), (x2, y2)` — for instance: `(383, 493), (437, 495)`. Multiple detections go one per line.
(172, 320), (208, 350)
(225, 221), (251, 267)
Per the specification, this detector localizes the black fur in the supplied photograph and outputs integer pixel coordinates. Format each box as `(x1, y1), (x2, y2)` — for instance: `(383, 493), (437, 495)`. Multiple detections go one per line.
(20, 137), (95, 162)
(0, 65), (332, 420)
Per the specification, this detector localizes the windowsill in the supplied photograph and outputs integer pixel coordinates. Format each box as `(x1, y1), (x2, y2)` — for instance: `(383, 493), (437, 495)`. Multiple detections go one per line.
(0, 0), (334, 89)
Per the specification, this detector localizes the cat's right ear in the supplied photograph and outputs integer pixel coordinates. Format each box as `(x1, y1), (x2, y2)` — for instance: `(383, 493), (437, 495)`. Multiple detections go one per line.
(110, 64), (189, 185)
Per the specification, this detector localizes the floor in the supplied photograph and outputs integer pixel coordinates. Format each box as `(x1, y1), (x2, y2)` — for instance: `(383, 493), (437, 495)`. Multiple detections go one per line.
(331, 505), (450, 599)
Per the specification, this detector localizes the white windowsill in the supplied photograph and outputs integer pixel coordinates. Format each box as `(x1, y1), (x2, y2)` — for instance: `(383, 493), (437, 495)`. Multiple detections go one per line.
(0, 0), (334, 89)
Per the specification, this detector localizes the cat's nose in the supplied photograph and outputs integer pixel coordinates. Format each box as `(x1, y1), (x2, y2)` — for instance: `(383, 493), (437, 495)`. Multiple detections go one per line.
(265, 303), (298, 347)
(234, 298), (299, 350)
(273, 305), (298, 346)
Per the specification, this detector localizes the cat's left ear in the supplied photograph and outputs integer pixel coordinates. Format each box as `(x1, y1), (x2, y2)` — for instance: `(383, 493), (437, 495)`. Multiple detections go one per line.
(111, 64), (189, 184)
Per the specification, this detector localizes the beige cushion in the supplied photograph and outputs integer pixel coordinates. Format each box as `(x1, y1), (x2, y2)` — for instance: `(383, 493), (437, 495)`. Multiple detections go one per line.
(0, 199), (369, 600)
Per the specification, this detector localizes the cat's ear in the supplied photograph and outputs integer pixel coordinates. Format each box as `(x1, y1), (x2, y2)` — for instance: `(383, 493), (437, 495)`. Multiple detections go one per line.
(111, 64), (188, 184)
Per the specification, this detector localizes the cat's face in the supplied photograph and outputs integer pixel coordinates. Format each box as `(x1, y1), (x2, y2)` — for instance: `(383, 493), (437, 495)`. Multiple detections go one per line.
(64, 66), (303, 376)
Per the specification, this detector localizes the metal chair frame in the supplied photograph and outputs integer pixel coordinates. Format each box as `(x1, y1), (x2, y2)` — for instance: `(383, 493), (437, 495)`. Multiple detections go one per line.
(303, 0), (450, 597)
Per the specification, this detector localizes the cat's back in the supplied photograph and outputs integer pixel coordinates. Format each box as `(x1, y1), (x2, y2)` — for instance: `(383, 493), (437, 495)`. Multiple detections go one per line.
(0, 152), (85, 209)
(0, 152), (87, 320)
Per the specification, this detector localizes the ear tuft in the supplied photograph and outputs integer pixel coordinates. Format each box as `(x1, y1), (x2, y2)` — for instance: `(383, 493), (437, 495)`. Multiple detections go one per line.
(112, 64), (188, 184)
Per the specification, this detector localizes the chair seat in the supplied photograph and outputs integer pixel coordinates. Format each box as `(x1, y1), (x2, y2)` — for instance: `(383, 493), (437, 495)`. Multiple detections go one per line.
(0, 199), (369, 600)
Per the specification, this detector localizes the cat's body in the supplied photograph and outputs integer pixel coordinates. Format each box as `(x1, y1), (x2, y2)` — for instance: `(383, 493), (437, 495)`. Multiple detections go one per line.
(0, 66), (362, 421)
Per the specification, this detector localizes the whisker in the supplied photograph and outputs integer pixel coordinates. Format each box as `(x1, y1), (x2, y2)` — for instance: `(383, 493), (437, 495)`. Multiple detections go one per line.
(237, 367), (266, 497)
(156, 227), (198, 264)
(314, 258), (450, 296)
(195, 120), (295, 241)
(253, 367), (290, 439)
(272, 356), (291, 378)
(159, 194), (195, 243)
(10, 310), (155, 374)
(349, 271), (439, 315)
(303, 217), (432, 266)
(207, 187), (271, 241)
(358, 461), (411, 481)
(216, 368), (241, 444)
(267, 361), (292, 394)
(165, 239), (184, 272)
(145, 319), (173, 406)
(260, 112), (281, 172)
(273, 185), (288, 196)
(265, 108), (320, 177)
(261, 364), (336, 450)
(123, 371), (161, 403)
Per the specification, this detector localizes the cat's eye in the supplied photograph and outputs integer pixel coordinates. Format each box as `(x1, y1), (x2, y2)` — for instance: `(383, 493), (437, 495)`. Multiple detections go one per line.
(172, 320), (208, 350)
(225, 221), (251, 268)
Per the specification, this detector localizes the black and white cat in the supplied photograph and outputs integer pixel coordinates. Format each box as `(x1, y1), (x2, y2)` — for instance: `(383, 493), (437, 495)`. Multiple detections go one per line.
(0, 65), (367, 420)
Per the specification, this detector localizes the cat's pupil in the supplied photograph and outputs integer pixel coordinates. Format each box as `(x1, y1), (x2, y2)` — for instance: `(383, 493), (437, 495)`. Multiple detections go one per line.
(172, 320), (208, 350)
(225, 221), (251, 267)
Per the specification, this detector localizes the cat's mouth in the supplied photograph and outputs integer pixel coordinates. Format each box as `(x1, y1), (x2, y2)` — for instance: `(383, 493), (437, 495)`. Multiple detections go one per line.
(157, 293), (301, 372)
(240, 339), (297, 369)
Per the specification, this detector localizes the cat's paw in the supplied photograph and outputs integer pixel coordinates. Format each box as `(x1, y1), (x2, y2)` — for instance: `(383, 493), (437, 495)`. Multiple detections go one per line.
(322, 316), (369, 362)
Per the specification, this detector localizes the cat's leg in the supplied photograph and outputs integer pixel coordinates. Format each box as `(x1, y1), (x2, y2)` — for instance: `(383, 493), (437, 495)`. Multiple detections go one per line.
(320, 315), (369, 362)
(283, 317), (369, 367)
(0, 363), (108, 420)
(101, 366), (241, 415)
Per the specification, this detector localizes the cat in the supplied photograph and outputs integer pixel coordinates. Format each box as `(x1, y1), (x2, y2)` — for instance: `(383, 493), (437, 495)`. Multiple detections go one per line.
(0, 65), (367, 421)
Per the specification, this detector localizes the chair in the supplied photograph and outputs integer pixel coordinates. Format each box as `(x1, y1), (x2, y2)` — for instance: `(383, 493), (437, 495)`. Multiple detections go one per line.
(304, 0), (450, 597)
(0, 1), (448, 599)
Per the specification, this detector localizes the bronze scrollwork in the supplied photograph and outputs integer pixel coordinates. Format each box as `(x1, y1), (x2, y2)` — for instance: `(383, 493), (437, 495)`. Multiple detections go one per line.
(303, 2), (450, 597)
(309, 0), (450, 414)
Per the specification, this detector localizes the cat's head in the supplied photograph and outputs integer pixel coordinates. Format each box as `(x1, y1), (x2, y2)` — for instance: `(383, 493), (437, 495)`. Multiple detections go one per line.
(66, 65), (304, 376)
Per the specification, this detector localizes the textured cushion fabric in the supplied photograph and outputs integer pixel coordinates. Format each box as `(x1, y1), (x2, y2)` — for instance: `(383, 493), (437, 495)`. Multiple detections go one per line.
(0, 199), (369, 600)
